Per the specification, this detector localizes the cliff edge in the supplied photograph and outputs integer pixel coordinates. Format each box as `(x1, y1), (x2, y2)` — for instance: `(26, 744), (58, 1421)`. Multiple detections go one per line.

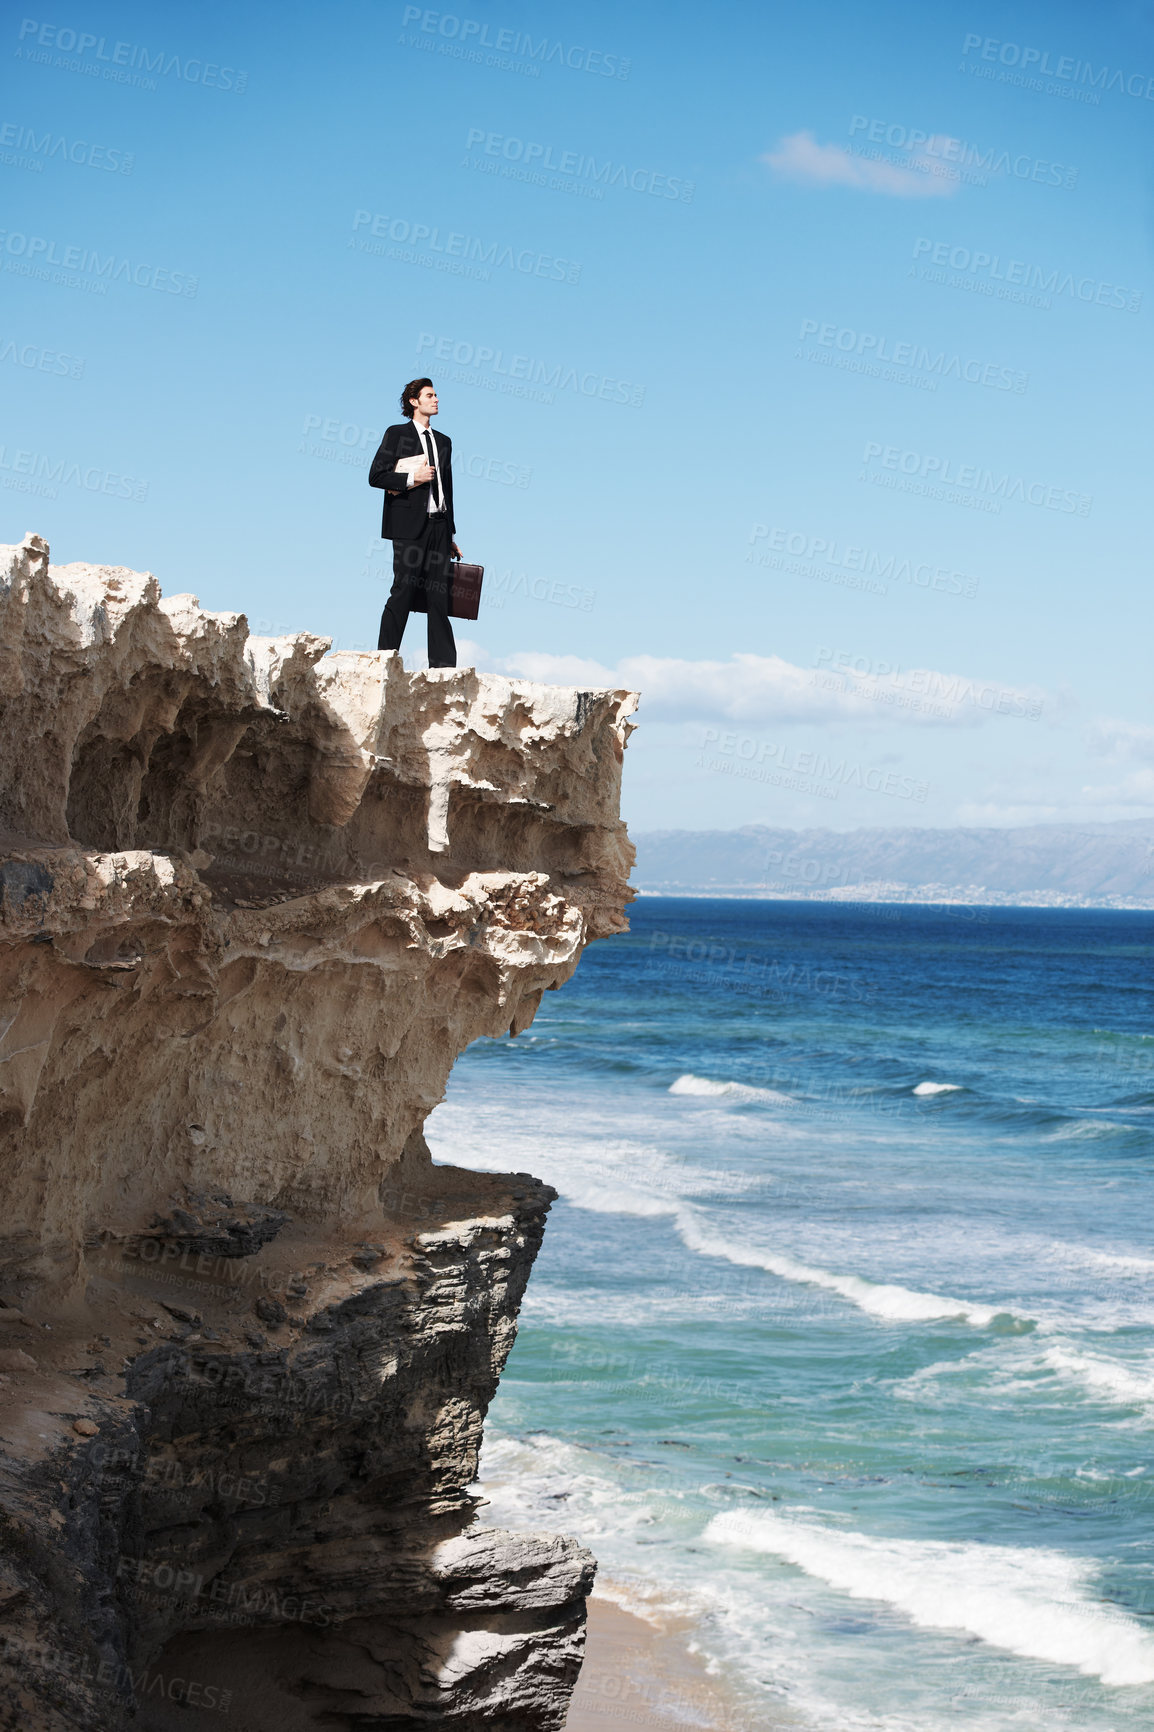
(0, 534), (637, 1731)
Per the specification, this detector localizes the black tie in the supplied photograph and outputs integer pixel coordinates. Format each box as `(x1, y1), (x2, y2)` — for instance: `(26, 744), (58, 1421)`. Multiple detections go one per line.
(424, 429), (441, 512)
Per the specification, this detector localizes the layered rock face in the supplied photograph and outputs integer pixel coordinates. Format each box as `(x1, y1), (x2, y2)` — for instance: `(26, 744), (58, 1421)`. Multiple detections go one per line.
(0, 535), (636, 1730)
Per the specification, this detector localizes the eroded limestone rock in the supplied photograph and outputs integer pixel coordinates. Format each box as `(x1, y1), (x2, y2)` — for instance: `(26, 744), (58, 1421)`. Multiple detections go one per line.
(0, 535), (636, 1731)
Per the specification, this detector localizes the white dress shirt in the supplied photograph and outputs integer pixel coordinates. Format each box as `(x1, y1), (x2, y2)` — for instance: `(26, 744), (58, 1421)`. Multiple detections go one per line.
(407, 422), (444, 514)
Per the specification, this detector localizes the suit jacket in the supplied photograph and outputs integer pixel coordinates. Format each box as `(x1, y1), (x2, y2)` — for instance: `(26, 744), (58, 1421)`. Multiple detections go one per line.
(368, 421), (455, 542)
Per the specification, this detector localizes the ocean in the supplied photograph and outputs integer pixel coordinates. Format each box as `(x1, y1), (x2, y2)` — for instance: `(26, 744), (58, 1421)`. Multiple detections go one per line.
(425, 898), (1154, 1730)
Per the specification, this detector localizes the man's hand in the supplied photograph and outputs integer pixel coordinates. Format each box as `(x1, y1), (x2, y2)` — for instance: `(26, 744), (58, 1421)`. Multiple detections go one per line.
(452, 542), (462, 560)
(412, 460), (435, 484)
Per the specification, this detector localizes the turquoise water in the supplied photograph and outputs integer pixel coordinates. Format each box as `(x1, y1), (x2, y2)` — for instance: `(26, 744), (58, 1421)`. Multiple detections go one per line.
(426, 900), (1154, 1730)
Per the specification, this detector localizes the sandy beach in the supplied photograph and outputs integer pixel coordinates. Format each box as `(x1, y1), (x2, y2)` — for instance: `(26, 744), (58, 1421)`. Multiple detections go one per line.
(565, 1594), (770, 1732)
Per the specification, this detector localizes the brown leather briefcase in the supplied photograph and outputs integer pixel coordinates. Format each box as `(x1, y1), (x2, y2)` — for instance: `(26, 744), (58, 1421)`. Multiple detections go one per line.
(448, 560), (483, 621)
(410, 560), (484, 621)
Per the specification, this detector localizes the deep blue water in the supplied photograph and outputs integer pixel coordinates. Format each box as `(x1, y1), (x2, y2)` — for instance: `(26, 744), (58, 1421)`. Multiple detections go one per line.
(427, 899), (1154, 1731)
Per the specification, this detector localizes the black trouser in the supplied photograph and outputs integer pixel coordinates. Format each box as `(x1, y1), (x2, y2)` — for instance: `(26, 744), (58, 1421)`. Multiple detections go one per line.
(377, 514), (456, 667)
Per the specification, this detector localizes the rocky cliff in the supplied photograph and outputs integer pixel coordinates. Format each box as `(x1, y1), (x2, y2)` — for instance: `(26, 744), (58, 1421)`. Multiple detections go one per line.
(0, 534), (636, 1731)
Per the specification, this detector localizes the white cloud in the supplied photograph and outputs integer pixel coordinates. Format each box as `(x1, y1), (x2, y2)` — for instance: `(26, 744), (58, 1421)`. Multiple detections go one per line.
(451, 636), (490, 671)
(1079, 769), (1154, 808)
(495, 649), (1046, 730)
(498, 651), (616, 687)
(954, 802), (1070, 826)
(1087, 718), (1154, 761)
(761, 129), (957, 199)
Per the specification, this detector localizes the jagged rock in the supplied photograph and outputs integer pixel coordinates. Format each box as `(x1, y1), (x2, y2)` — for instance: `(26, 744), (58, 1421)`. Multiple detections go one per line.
(0, 537), (635, 1731)
(143, 1193), (290, 1260)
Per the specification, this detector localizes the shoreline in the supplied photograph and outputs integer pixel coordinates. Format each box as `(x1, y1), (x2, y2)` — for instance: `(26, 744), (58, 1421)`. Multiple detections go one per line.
(566, 1594), (779, 1731)
(631, 888), (1154, 909)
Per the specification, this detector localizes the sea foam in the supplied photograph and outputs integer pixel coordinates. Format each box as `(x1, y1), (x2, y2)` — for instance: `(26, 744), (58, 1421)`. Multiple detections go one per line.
(705, 1510), (1154, 1687)
(670, 1073), (795, 1105)
(1041, 1344), (1154, 1410)
(430, 1093), (1025, 1328)
(676, 1213), (1017, 1328)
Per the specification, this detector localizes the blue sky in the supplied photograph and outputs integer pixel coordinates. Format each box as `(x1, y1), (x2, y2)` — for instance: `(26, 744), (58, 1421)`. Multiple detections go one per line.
(3, 0), (1152, 831)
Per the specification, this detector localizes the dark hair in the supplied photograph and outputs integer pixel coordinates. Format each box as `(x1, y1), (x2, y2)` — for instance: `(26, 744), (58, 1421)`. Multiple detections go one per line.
(400, 378), (434, 418)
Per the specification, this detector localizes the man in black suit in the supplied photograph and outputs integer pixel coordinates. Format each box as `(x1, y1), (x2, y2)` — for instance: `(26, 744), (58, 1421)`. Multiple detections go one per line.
(368, 377), (461, 667)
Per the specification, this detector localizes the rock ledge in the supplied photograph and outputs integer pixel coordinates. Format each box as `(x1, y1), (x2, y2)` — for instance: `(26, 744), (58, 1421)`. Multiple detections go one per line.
(0, 536), (636, 1731)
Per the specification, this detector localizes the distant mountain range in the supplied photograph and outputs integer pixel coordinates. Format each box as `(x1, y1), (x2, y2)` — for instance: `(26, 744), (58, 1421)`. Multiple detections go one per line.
(631, 820), (1154, 906)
